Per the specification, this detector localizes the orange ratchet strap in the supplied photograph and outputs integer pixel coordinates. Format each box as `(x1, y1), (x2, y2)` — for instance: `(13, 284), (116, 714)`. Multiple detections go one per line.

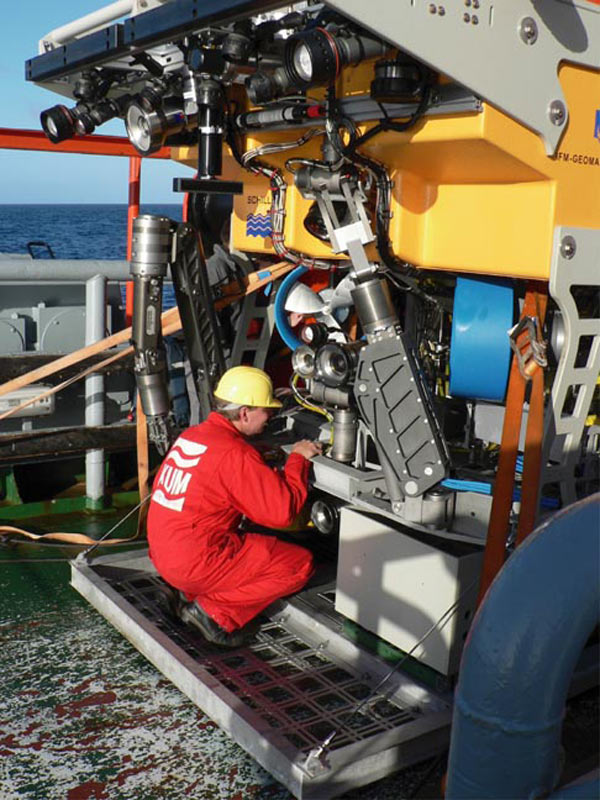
(477, 281), (548, 605)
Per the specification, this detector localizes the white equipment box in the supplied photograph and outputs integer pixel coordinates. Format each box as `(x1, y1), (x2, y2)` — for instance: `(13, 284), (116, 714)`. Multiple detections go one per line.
(335, 507), (483, 676)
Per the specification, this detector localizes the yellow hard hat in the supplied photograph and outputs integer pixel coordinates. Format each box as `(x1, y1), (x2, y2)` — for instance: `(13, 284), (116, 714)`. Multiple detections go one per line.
(214, 366), (282, 408)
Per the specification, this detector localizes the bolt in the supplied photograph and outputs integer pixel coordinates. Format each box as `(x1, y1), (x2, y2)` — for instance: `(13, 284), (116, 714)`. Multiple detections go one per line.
(359, 383), (367, 392)
(424, 466), (433, 476)
(472, 14), (478, 24)
(464, 0), (471, 5)
(438, 5), (445, 15)
(464, 12), (471, 22)
(472, 0), (479, 7)
(519, 16), (538, 45)
(429, 3), (437, 12)
(549, 100), (566, 126)
(405, 481), (419, 496)
(560, 235), (576, 260)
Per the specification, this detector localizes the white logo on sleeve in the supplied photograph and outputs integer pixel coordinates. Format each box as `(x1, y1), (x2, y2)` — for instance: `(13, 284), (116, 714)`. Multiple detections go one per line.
(152, 437), (207, 512)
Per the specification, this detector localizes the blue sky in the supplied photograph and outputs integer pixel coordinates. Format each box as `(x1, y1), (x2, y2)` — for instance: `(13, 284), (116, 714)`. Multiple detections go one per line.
(1, 1), (187, 203)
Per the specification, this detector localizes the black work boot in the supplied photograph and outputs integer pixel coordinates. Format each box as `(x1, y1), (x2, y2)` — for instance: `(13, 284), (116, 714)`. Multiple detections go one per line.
(179, 602), (250, 648)
(154, 581), (182, 619)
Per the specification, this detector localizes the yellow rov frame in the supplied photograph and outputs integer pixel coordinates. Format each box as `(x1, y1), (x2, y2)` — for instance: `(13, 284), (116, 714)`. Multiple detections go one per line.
(175, 63), (600, 280)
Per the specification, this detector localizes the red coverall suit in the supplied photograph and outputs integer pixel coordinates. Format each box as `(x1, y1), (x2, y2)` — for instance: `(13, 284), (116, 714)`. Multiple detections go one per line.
(147, 412), (314, 632)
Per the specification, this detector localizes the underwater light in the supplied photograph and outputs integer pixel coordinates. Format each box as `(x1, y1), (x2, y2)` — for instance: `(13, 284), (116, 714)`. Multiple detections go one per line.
(246, 29), (388, 104)
(41, 95), (132, 142)
(40, 104), (79, 144)
(125, 98), (196, 155)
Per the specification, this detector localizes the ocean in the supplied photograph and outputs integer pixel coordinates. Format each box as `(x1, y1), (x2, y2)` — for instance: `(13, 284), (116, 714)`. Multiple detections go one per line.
(0, 203), (184, 310)
(0, 203), (183, 260)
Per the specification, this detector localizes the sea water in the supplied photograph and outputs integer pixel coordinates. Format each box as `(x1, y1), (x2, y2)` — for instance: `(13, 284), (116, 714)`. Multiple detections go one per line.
(0, 203), (182, 259)
(0, 203), (183, 307)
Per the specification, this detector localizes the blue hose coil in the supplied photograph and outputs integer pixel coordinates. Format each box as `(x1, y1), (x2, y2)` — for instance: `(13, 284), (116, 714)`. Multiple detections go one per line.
(449, 276), (514, 401)
(273, 265), (308, 351)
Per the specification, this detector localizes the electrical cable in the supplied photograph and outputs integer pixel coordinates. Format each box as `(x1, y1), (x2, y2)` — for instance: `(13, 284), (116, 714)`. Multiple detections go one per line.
(324, 84), (441, 306)
(226, 110), (334, 270)
(290, 373), (334, 444)
(81, 493), (153, 560)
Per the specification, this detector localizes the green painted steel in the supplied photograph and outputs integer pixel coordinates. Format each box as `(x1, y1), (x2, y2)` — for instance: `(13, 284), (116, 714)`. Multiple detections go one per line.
(342, 620), (452, 694)
(0, 491), (140, 521)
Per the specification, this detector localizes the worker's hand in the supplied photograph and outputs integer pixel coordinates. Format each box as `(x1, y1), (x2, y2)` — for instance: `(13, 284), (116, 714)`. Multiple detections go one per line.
(291, 439), (323, 460)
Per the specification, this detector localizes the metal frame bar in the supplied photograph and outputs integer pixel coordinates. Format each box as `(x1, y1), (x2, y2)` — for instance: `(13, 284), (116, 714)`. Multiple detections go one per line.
(0, 127), (170, 158)
(26, 0), (282, 82)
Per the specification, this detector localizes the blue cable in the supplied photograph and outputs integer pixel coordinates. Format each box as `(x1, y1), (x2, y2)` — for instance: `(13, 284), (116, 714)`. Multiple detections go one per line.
(441, 478), (559, 509)
(273, 265), (308, 351)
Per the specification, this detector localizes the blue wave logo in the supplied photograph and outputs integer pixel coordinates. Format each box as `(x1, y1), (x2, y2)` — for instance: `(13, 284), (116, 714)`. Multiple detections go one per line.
(246, 212), (272, 238)
(595, 110), (600, 142)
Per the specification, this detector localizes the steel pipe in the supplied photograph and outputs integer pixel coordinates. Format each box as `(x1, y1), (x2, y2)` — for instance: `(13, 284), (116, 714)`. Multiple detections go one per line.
(0, 259), (130, 282)
(39, 1), (134, 51)
(85, 274), (107, 508)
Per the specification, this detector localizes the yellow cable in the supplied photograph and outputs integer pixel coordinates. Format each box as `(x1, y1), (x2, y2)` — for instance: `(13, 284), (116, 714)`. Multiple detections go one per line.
(291, 375), (334, 444)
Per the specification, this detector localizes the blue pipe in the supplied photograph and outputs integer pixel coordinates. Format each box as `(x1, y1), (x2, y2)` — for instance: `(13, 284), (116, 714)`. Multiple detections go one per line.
(446, 493), (600, 800)
(273, 265), (308, 351)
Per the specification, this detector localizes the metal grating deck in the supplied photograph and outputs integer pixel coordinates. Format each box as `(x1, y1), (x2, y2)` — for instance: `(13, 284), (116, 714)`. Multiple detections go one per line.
(71, 549), (451, 799)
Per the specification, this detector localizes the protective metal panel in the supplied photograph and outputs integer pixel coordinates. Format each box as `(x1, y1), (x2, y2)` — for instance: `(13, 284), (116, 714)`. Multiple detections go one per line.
(354, 331), (448, 499)
(323, 0), (600, 154)
(36, 306), (86, 352)
(0, 318), (26, 353)
(542, 226), (600, 507)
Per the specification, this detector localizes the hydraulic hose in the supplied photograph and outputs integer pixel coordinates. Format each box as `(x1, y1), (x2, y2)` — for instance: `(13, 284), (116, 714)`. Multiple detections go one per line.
(274, 265), (308, 351)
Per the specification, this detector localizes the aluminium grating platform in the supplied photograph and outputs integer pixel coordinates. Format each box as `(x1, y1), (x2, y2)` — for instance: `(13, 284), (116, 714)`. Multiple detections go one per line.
(71, 549), (452, 799)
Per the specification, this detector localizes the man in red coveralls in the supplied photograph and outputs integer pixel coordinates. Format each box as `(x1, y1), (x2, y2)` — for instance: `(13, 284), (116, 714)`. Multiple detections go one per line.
(147, 365), (322, 647)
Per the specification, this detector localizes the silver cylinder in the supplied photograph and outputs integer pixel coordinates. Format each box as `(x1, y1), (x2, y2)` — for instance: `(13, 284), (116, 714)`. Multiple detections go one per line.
(309, 381), (350, 408)
(331, 407), (358, 463)
(351, 278), (398, 334)
(136, 373), (170, 417)
(130, 215), (172, 277)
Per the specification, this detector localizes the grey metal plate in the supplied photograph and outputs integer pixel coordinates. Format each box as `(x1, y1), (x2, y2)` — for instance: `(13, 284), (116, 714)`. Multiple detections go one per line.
(71, 550), (451, 799)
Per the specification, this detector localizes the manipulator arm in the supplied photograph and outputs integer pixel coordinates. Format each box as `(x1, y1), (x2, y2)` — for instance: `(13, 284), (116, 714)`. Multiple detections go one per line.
(130, 214), (174, 455)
